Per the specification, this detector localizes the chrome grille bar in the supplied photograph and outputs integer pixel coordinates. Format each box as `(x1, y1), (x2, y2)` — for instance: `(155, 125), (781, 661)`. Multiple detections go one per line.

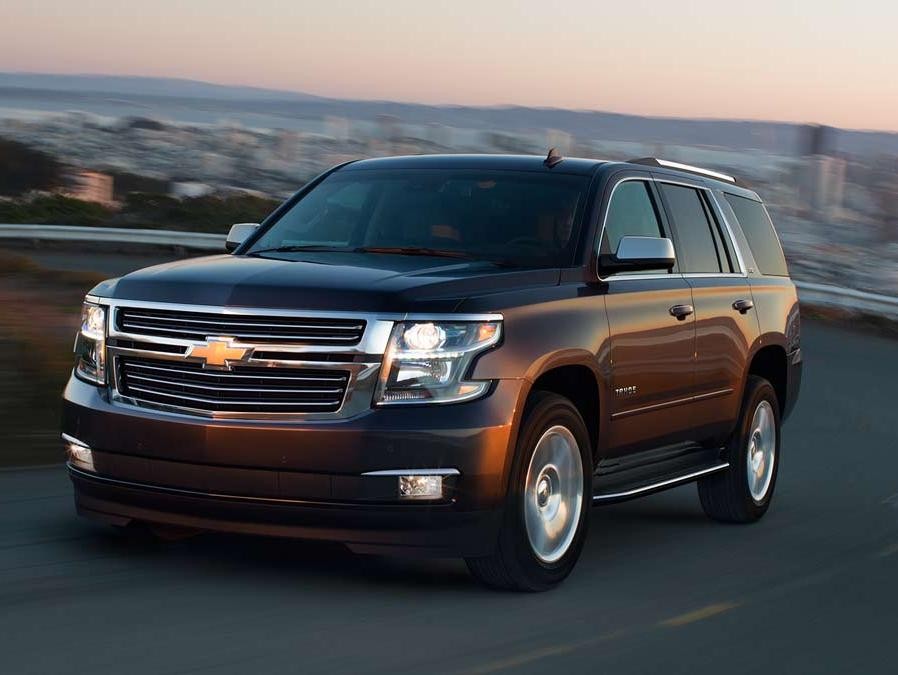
(126, 375), (345, 395)
(117, 307), (366, 345)
(119, 361), (347, 382)
(126, 386), (343, 408)
(118, 357), (350, 414)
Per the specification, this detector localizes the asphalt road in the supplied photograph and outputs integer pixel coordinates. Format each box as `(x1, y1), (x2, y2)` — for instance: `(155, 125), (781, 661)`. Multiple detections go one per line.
(2, 319), (896, 675)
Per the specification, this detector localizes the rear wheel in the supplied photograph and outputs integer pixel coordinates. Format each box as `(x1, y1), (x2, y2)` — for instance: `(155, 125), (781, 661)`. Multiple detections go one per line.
(466, 392), (591, 591)
(698, 376), (781, 523)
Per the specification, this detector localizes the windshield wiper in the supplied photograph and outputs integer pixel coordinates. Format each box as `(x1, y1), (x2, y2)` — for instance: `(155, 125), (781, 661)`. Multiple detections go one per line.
(248, 244), (516, 267)
(246, 244), (350, 256)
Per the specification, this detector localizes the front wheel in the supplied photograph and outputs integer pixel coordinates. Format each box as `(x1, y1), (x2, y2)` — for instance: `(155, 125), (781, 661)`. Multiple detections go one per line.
(466, 392), (591, 591)
(698, 376), (781, 523)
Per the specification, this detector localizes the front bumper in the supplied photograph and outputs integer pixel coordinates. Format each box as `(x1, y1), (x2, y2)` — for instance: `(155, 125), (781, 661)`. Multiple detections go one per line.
(63, 375), (524, 557)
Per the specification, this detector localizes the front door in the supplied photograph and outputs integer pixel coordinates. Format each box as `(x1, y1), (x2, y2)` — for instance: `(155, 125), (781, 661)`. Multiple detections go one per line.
(599, 177), (697, 454)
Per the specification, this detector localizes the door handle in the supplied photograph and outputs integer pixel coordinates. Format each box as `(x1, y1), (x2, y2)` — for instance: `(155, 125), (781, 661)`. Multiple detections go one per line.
(733, 299), (754, 314)
(669, 304), (694, 320)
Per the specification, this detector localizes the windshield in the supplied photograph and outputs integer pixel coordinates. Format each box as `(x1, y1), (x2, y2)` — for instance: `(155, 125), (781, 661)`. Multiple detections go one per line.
(246, 169), (589, 267)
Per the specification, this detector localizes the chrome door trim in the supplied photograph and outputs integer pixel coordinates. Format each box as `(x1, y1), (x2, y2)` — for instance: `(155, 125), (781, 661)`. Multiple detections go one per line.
(610, 393), (695, 419)
(610, 388), (733, 420)
(692, 387), (735, 402)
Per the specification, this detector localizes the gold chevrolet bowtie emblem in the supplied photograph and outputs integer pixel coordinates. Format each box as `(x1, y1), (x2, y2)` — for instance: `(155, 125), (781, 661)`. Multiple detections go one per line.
(188, 337), (249, 370)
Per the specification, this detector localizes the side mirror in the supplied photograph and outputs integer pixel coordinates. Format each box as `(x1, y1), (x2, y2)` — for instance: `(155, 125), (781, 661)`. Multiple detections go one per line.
(226, 223), (259, 252)
(600, 236), (676, 274)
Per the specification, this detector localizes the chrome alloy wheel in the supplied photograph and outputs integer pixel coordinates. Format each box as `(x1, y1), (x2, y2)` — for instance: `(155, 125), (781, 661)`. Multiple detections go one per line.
(746, 400), (777, 503)
(523, 425), (584, 563)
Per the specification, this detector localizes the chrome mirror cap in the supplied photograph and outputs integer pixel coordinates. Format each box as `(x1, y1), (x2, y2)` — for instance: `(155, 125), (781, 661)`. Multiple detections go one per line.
(615, 236), (675, 265)
(601, 236), (676, 274)
(226, 223), (259, 252)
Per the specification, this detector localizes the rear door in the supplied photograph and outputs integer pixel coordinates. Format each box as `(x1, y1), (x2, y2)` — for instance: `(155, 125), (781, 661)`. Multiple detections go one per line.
(656, 178), (760, 442)
(600, 175), (698, 455)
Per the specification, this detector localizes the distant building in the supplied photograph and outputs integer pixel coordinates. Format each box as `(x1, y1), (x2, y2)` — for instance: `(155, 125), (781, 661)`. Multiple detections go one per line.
(797, 124), (846, 219)
(170, 181), (215, 199)
(801, 155), (847, 219)
(65, 170), (114, 205)
(799, 124), (836, 157)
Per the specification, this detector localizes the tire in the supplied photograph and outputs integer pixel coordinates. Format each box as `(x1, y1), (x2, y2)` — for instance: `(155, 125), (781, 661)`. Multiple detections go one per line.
(698, 376), (781, 523)
(466, 391), (591, 591)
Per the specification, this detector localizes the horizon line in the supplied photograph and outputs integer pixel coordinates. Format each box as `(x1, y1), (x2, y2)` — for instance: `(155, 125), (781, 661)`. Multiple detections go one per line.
(3, 69), (898, 136)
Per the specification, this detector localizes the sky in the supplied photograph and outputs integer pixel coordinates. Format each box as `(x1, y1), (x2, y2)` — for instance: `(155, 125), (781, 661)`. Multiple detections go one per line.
(2, 0), (897, 132)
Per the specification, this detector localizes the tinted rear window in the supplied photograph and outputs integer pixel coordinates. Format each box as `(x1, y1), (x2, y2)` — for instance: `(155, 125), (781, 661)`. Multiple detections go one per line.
(725, 194), (788, 276)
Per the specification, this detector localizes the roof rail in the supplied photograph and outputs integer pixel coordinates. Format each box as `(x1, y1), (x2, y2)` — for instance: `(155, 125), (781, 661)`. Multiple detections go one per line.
(627, 157), (738, 184)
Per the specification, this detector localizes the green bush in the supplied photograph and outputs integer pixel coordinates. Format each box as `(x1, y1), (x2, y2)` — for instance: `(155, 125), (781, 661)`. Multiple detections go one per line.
(0, 194), (113, 226)
(113, 193), (282, 232)
(0, 192), (282, 232)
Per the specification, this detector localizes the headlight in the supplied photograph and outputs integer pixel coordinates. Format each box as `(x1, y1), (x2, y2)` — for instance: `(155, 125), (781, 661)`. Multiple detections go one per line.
(374, 321), (501, 405)
(73, 302), (106, 385)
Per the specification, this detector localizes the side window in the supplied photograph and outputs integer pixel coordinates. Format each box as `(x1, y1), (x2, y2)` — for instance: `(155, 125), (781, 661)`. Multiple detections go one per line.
(601, 181), (664, 255)
(659, 184), (723, 274)
(725, 194), (788, 276)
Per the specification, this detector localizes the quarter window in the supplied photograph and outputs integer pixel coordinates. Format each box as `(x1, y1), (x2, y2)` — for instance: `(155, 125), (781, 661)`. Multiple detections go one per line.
(725, 194), (788, 276)
(601, 181), (664, 255)
(660, 184), (725, 274)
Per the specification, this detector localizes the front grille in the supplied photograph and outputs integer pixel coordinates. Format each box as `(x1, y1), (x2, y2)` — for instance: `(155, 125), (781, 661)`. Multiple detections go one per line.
(117, 307), (365, 345)
(117, 357), (350, 414)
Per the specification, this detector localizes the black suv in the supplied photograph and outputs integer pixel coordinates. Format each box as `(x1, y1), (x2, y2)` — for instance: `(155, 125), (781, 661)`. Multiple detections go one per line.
(64, 153), (801, 590)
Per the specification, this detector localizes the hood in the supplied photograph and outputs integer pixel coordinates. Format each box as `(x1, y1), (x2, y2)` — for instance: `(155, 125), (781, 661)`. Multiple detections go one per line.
(94, 252), (561, 313)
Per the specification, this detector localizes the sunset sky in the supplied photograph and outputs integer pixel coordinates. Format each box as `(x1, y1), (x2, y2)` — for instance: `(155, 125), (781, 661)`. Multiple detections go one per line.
(2, 0), (897, 131)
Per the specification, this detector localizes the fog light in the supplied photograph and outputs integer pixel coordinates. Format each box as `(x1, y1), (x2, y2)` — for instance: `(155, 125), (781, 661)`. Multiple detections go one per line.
(399, 475), (443, 499)
(63, 433), (94, 472)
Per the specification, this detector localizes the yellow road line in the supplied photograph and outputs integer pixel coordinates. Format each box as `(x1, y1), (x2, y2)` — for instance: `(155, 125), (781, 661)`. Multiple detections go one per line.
(460, 631), (627, 675)
(661, 602), (740, 627)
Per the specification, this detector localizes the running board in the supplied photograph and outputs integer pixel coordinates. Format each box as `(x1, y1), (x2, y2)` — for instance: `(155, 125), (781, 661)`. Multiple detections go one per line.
(592, 462), (729, 504)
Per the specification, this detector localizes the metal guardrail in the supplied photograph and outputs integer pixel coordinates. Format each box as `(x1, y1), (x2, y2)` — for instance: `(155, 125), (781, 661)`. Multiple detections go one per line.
(0, 224), (224, 250)
(3, 224), (897, 318)
(794, 281), (898, 320)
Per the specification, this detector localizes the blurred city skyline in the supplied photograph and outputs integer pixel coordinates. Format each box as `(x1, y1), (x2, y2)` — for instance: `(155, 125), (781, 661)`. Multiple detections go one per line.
(3, 0), (898, 132)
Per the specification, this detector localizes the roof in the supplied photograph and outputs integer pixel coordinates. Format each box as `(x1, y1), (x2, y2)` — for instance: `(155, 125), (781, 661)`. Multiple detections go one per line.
(337, 153), (758, 197)
(342, 154), (607, 175)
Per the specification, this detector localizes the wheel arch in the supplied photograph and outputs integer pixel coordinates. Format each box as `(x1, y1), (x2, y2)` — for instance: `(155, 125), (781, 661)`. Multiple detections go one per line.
(746, 343), (788, 416)
(516, 352), (607, 468)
